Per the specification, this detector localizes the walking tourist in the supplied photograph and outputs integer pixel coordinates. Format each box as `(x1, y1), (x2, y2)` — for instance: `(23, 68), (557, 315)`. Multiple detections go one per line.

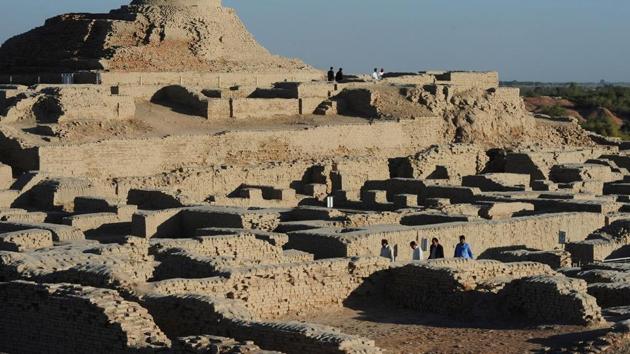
(429, 238), (445, 259)
(380, 239), (395, 262)
(372, 68), (380, 81)
(410, 241), (423, 261)
(328, 67), (335, 82)
(335, 68), (344, 82)
(454, 235), (474, 259)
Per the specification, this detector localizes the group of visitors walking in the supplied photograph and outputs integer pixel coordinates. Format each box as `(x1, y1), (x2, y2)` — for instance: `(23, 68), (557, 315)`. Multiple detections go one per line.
(380, 235), (474, 262)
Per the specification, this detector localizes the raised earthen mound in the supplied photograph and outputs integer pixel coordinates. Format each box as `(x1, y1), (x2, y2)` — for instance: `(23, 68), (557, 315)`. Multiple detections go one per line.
(0, 0), (318, 74)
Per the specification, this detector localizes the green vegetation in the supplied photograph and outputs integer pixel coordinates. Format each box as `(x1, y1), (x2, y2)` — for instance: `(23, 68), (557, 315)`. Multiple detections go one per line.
(513, 83), (630, 138)
(581, 110), (621, 137)
(538, 105), (567, 118)
(521, 84), (630, 116)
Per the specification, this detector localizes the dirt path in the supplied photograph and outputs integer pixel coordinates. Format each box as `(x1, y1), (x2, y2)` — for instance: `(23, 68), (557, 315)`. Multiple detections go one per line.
(288, 300), (607, 354)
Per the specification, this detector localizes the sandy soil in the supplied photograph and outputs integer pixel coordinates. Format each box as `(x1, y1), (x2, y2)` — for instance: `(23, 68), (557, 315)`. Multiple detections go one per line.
(286, 299), (609, 354)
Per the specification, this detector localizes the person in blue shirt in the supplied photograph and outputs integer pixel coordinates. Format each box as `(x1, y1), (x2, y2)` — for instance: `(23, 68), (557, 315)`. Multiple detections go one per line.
(454, 235), (474, 259)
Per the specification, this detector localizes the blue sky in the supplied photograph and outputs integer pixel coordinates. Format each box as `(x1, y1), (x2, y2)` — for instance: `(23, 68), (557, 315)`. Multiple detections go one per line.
(1, 0), (628, 82)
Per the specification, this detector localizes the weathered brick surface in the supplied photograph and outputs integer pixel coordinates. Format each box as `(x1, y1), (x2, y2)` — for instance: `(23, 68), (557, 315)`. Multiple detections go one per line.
(0, 281), (170, 353)
(498, 275), (604, 325)
(148, 257), (390, 319)
(386, 260), (603, 325)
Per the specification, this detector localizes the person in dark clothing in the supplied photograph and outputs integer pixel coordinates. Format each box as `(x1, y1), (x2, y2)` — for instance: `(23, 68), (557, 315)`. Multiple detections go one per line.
(327, 67), (335, 82)
(335, 68), (344, 82)
(429, 238), (445, 259)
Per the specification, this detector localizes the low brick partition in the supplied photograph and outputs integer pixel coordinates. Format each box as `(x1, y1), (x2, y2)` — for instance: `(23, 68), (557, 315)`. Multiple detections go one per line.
(0, 236), (153, 288)
(386, 260), (603, 325)
(565, 220), (630, 264)
(498, 275), (604, 325)
(0, 229), (53, 252)
(174, 335), (282, 354)
(150, 234), (294, 280)
(148, 257), (391, 320)
(0, 281), (170, 353)
(132, 206), (282, 238)
(231, 98), (300, 119)
(588, 282), (630, 308)
(287, 212), (605, 260)
(0, 221), (84, 242)
(144, 293), (382, 354)
(151, 234), (285, 261)
(481, 248), (572, 269)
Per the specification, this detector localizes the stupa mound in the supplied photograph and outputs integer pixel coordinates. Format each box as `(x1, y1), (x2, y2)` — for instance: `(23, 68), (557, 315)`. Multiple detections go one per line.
(0, 0), (316, 74)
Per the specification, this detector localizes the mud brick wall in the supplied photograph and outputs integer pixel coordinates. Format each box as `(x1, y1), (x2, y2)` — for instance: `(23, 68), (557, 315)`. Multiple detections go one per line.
(143, 294), (254, 337)
(0, 221), (85, 242)
(483, 249), (572, 269)
(566, 239), (630, 265)
(0, 281), (170, 354)
(99, 71), (323, 89)
(231, 98), (300, 119)
(182, 207), (281, 233)
(144, 293), (382, 354)
(408, 213), (605, 257)
(0, 229), (53, 252)
(34, 119), (444, 179)
(173, 335), (282, 354)
(288, 213), (605, 261)
(505, 148), (614, 180)
(152, 249), (229, 279)
(386, 260), (555, 316)
(151, 234), (285, 262)
(148, 257), (391, 319)
(0, 237), (154, 284)
(439, 72), (499, 89)
(499, 275), (604, 325)
(588, 282), (630, 308)
(133, 206), (284, 238)
(227, 320), (382, 354)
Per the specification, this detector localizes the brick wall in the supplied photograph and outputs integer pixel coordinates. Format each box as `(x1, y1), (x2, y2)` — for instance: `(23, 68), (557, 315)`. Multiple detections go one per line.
(0, 281), (170, 353)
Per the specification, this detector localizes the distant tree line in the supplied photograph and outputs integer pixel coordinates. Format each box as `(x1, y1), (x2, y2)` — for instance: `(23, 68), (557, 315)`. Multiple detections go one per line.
(521, 84), (630, 116)
(516, 83), (630, 138)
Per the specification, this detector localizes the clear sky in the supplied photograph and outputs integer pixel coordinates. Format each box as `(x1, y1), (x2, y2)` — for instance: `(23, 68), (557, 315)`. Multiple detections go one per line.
(1, 0), (628, 82)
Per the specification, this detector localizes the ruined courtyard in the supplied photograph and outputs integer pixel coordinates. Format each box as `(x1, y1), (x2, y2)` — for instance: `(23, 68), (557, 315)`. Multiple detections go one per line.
(0, 1), (630, 353)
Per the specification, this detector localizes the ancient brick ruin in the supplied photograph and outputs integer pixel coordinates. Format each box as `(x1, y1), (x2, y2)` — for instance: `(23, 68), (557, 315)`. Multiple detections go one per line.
(1, 1), (630, 353)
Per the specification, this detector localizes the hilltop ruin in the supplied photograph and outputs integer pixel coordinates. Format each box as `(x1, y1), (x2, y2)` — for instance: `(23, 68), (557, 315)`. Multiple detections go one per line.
(0, 1), (630, 354)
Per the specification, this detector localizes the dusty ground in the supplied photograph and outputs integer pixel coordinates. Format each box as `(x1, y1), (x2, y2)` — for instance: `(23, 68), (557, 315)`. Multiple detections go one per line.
(288, 299), (610, 354)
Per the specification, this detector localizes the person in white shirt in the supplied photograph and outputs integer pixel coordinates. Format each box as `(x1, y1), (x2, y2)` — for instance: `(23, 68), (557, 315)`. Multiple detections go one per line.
(372, 68), (380, 81)
(380, 239), (395, 262)
(379, 68), (385, 80)
(410, 241), (423, 261)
